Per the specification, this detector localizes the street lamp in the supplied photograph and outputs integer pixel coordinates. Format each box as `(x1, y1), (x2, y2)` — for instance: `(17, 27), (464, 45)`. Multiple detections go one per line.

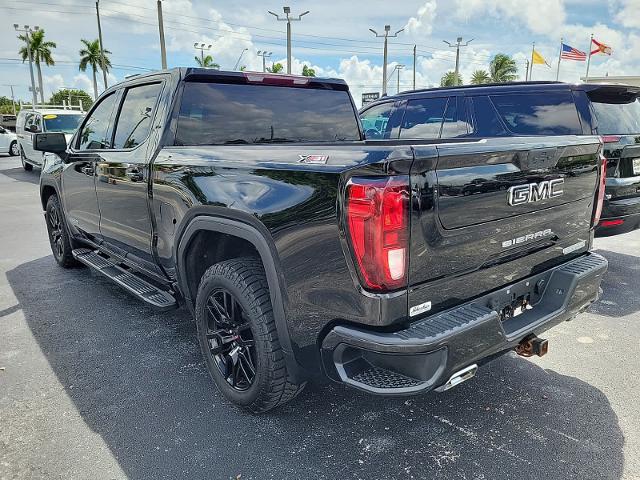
(194, 42), (212, 66)
(14, 24), (39, 108)
(268, 7), (309, 74)
(443, 37), (473, 86)
(257, 50), (273, 73)
(370, 25), (404, 95)
(234, 48), (248, 71)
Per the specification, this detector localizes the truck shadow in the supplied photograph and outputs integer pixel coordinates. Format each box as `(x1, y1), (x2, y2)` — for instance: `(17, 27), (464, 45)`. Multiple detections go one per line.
(0, 166), (40, 185)
(7, 256), (624, 480)
(590, 249), (640, 318)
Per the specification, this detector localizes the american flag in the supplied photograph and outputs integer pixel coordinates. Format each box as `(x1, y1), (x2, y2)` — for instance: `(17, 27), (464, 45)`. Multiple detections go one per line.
(561, 43), (587, 61)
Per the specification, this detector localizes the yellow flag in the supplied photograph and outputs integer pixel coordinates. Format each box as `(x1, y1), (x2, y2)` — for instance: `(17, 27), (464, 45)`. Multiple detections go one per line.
(532, 49), (549, 66)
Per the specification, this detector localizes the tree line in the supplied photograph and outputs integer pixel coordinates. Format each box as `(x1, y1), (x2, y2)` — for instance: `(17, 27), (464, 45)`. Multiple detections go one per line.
(440, 54), (519, 86)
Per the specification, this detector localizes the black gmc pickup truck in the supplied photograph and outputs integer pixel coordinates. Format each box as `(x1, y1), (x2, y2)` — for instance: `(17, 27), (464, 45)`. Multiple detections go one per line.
(34, 68), (608, 412)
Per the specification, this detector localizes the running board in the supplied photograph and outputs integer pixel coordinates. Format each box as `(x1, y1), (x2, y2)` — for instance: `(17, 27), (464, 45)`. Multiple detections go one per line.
(72, 248), (177, 311)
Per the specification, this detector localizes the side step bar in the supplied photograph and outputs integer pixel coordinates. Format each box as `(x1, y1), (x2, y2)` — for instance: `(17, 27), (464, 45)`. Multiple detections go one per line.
(72, 248), (177, 311)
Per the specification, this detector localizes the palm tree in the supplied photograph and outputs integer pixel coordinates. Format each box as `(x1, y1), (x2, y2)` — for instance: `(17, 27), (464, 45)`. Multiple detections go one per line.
(490, 54), (518, 83)
(471, 70), (491, 85)
(194, 55), (220, 69)
(79, 39), (112, 100)
(18, 29), (56, 104)
(440, 71), (463, 87)
(267, 62), (284, 73)
(302, 65), (316, 77)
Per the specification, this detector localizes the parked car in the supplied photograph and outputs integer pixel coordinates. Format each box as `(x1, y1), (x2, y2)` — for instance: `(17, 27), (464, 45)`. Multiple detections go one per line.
(33, 69), (607, 412)
(0, 114), (17, 132)
(16, 107), (84, 171)
(360, 81), (640, 237)
(0, 126), (19, 156)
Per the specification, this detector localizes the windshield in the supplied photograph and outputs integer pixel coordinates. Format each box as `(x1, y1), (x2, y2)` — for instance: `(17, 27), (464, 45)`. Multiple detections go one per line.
(43, 114), (84, 134)
(592, 97), (640, 135)
(176, 82), (360, 145)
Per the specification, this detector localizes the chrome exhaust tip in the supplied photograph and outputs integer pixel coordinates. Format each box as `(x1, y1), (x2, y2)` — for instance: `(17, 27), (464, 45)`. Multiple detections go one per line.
(435, 364), (478, 392)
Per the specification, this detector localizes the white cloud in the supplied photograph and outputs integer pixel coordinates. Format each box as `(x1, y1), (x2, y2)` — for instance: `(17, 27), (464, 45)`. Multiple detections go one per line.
(405, 1), (438, 36)
(43, 74), (65, 98)
(452, 0), (567, 36)
(614, 0), (640, 28)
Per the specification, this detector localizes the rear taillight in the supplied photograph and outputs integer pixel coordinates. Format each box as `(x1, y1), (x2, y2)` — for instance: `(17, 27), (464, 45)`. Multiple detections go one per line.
(601, 135), (621, 144)
(346, 176), (410, 291)
(593, 153), (607, 226)
(599, 219), (624, 228)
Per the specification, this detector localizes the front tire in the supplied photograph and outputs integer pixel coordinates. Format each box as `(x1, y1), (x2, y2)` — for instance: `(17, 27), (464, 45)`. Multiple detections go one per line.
(20, 148), (33, 171)
(195, 257), (305, 412)
(9, 141), (19, 157)
(45, 195), (78, 268)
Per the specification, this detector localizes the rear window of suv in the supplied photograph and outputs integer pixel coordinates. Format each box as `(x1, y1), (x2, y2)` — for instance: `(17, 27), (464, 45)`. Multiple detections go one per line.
(175, 82), (360, 145)
(490, 92), (582, 135)
(591, 97), (640, 135)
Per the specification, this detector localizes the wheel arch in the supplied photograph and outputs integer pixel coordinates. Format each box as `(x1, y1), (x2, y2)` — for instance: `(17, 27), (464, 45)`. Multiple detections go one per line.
(175, 211), (305, 381)
(40, 184), (58, 211)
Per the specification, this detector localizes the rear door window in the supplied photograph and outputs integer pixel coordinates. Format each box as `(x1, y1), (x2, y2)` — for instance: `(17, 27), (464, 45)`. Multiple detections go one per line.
(176, 82), (360, 145)
(490, 92), (582, 135)
(440, 97), (471, 138)
(470, 96), (508, 137)
(112, 83), (163, 149)
(399, 97), (448, 139)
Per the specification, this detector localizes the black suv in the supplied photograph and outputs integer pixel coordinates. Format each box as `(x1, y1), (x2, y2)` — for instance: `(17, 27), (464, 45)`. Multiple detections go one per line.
(33, 70), (607, 412)
(360, 81), (640, 236)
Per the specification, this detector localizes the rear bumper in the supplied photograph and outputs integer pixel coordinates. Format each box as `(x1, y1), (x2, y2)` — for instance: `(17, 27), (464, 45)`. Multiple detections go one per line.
(320, 252), (607, 395)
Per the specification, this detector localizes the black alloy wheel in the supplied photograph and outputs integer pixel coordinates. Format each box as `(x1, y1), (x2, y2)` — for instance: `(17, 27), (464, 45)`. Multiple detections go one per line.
(204, 288), (257, 391)
(45, 195), (78, 268)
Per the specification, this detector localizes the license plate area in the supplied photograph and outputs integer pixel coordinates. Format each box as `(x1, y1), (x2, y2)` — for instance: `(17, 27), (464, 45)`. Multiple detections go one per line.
(633, 158), (640, 176)
(482, 271), (553, 325)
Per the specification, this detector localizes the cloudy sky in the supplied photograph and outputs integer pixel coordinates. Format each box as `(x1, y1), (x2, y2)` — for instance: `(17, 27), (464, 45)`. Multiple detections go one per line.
(1, 0), (639, 106)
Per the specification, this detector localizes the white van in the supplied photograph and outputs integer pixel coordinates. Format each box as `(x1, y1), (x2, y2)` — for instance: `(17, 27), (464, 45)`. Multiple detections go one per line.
(16, 107), (84, 171)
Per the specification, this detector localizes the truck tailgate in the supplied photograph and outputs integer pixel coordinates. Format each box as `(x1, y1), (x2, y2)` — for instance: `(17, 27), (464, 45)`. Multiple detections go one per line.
(408, 136), (601, 316)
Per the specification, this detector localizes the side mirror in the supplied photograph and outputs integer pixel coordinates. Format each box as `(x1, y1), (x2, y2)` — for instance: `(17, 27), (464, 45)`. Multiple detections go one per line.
(28, 124), (41, 133)
(33, 132), (68, 161)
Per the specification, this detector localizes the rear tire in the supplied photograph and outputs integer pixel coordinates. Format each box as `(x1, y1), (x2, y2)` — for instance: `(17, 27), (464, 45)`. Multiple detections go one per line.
(45, 195), (78, 268)
(9, 141), (19, 157)
(195, 257), (305, 413)
(20, 148), (33, 171)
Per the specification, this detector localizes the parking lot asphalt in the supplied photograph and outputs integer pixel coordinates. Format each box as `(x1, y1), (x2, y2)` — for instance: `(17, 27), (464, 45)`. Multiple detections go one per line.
(0, 154), (639, 480)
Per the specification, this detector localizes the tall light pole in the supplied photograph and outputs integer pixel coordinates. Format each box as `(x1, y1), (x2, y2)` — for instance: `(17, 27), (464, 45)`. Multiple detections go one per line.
(14, 24), (39, 108)
(95, 0), (108, 90)
(157, 0), (167, 69)
(234, 48), (248, 70)
(396, 64), (405, 94)
(3, 84), (18, 115)
(412, 45), (417, 90)
(257, 50), (272, 73)
(268, 7), (309, 74)
(443, 37), (473, 86)
(370, 25), (404, 96)
(194, 43), (212, 66)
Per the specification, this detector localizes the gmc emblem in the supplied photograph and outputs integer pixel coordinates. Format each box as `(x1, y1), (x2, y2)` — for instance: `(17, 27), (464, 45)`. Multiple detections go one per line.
(507, 179), (564, 206)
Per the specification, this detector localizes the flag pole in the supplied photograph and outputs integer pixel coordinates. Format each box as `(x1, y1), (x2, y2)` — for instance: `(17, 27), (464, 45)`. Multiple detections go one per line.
(529, 42), (535, 81)
(556, 37), (563, 81)
(585, 33), (593, 81)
